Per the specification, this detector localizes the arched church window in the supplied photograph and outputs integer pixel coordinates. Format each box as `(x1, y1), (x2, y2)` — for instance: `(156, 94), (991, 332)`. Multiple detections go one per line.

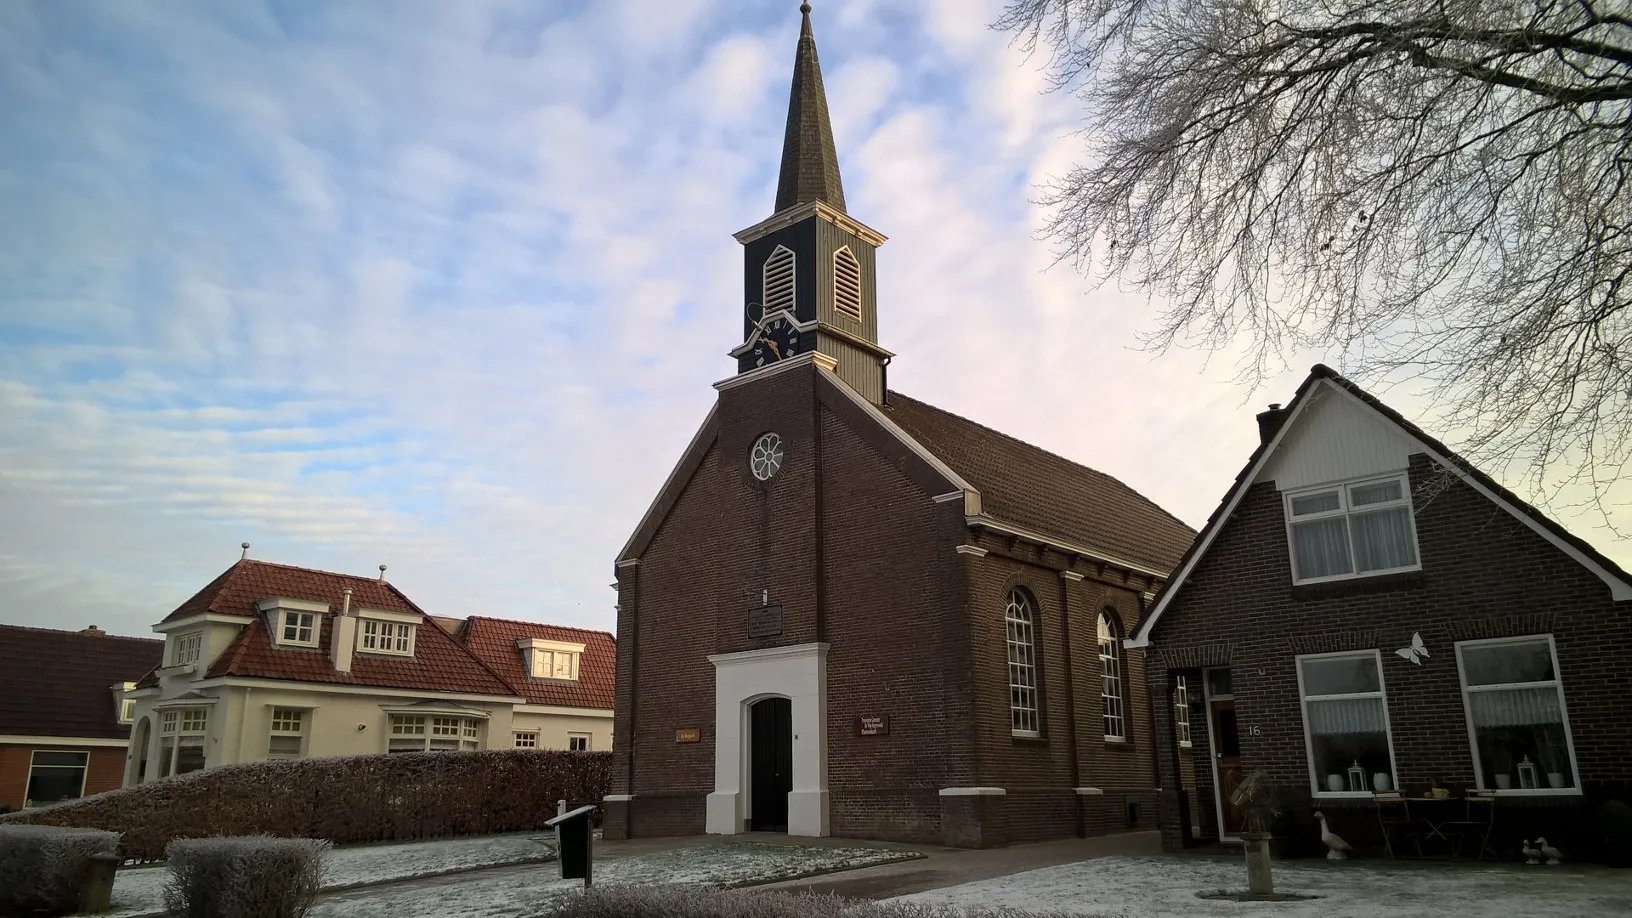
(763, 246), (796, 319)
(832, 246), (862, 322)
(1099, 610), (1128, 741)
(1006, 588), (1040, 737)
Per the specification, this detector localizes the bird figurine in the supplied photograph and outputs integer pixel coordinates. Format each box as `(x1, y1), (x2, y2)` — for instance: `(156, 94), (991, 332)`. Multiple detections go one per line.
(1521, 839), (1541, 865)
(1315, 811), (1352, 860)
(1537, 837), (1563, 865)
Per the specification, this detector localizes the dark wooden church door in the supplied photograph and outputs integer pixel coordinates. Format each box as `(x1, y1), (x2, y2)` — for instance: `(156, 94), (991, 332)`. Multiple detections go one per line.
(749, 697), (792, 831)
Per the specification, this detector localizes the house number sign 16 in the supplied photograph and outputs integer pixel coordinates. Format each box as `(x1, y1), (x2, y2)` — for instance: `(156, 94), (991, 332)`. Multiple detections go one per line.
(1245, 725), (1261, 736)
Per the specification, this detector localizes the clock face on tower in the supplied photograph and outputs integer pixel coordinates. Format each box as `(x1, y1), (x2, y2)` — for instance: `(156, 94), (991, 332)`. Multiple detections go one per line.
(752, 314), (800, 367)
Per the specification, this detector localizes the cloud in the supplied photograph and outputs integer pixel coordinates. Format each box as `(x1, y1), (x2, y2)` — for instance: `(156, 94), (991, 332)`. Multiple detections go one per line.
(1, 0), (1625, 642)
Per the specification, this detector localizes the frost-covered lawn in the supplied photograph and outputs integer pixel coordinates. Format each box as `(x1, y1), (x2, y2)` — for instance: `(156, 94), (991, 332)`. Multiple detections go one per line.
(309, 841), (921, 918)
(106, 832), (558, 918)
(894, 855), (1632, 918)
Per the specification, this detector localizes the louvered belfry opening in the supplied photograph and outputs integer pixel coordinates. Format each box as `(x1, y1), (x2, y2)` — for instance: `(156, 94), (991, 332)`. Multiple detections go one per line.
(832, 246), (862, 322)
(762, 245), (796, 319)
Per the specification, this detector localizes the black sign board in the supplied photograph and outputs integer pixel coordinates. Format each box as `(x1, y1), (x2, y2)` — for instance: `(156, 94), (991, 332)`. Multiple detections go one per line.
(747, 604), (783, 638)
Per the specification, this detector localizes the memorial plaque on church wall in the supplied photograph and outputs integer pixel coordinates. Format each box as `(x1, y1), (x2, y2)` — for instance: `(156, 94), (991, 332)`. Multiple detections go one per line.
(675, 728), (701, 744)
(747, 605), (783, 638)
(854, 715), (890, 737)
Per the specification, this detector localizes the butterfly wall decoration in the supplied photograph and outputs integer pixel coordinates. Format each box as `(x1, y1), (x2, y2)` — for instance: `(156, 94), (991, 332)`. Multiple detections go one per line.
(1396, 632), (1429, 665)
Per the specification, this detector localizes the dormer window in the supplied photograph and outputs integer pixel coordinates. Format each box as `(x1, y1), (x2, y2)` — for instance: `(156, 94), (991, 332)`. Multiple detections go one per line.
(257, 598), (329, 649)
(172, 632), (202, 666)
(519, 638), (585, 681)
(360, 619), (415, 656)
(1285, 473), (1420, 584)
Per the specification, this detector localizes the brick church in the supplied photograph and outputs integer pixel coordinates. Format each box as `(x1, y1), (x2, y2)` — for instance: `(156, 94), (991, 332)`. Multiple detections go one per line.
(603, 4), (1198, 848)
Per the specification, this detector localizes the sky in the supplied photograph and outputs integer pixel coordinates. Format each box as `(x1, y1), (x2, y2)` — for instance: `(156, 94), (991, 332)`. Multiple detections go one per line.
(2, 0), (1626, 639)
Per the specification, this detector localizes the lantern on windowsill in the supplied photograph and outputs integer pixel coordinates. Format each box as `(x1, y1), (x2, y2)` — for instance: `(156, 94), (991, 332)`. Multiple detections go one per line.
(1347, 760), (1366, 793)
(1517, 755), (1539, 790)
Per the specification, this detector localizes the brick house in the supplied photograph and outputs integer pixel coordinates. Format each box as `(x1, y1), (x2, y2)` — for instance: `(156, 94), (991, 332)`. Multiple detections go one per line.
(0, 624), (162, 811)
(603, 5), (1197, 849)
(1135, 365), (1632, 857)
(125, 555), (613, 783)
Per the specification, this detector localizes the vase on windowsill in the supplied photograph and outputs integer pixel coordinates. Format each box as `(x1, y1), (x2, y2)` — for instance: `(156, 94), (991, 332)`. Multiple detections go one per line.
(1495, 774), (1513, 790)
(1547, 772), (1567, 789)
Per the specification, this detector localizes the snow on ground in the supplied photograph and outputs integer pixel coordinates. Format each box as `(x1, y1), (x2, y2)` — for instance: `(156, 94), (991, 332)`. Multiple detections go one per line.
(308, 842), (921, 918)
(893, 855), (1632, 918)
(105, 832), (558, 918)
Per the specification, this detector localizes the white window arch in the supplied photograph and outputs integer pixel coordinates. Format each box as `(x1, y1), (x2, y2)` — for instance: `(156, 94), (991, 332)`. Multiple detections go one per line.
(1099, 610), (1127, 741)
(832, 246), (862, 322)
(762, 245), (796, 320)
(1006, 588), (1040, 737)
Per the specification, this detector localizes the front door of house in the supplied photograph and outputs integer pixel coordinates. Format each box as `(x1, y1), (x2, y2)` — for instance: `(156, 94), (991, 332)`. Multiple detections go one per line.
(748, 697), (792, 832)
(1206, 668), (1247, 838)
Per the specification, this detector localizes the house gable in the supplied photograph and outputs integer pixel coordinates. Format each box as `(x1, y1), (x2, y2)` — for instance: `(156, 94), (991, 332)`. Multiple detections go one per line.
(1134, 367), (1632, 648)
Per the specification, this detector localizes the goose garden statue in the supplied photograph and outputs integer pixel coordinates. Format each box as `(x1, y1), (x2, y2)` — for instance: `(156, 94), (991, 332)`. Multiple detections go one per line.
(1522, 839), (1542, 865)
(1537, 837), (1564, 865)
(1315, 811), (1353, 860)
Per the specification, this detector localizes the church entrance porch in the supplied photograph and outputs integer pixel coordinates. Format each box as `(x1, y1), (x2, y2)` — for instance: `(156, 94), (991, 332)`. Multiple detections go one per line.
(706, 643), (829, 837)
(749, 697), (793, 831)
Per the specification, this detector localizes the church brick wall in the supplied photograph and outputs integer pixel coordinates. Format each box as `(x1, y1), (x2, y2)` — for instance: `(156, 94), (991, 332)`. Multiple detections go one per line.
(1146, 453), (1632, 856)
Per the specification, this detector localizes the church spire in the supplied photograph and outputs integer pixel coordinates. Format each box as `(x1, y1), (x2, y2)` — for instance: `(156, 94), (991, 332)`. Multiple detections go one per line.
(775, 3), (845, 214)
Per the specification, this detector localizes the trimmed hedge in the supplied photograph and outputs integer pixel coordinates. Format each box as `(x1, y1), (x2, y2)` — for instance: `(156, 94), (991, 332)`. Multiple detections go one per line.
(165, 836), (328, 918)
(0, 824), (120, 917)
(539, 887), (1077, 918)
(0, 749), (607, 862)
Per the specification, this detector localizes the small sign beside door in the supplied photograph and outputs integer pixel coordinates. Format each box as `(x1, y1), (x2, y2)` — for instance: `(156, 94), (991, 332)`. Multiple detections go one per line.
(747, 605), (783, 638)
(675, 728), (701, 744)
(854, 715), (890, 737)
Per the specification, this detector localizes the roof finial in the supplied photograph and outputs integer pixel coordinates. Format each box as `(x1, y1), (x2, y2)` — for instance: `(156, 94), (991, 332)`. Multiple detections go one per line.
(775, 0), (845, 213)
(241, 542), (251, 560)
(378, 564), (388, 582)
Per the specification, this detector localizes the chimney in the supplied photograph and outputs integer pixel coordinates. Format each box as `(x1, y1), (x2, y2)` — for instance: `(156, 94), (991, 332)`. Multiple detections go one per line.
(1256, 403), (1288, 444)
(81, 625), (105, 636)
(332, 588), (356, 674)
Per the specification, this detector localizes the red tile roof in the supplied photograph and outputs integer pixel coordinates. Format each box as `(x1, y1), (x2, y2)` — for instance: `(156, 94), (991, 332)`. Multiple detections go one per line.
(457, 617), (615, 710)
(160, 559), (519, 698)
(0, 625), (164, 739)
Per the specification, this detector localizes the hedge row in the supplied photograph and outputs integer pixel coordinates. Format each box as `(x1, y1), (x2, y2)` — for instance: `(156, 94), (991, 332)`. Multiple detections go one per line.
(0, 749), (609, 861)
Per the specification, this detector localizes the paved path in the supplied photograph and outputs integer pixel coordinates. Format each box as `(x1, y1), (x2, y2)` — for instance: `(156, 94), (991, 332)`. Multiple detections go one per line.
(755, 831), (1162, 899)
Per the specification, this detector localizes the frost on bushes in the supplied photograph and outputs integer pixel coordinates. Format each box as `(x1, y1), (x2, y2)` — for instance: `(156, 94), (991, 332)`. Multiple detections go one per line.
(164, 836), (329, 918)
(539, 887), (1088, 918)
(0, 748), (608, 861)
(0, 824), (120, 917)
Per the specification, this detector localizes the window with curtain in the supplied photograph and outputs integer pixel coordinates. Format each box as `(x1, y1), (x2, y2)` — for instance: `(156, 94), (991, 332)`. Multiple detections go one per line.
(1173, 675), (1192, 748)
(1298, 651), (1396, 794)
(1099, 611), (1126, 741)
(1456, 636), (1577, 792)
(1285, 474), (1419, 583)
(1005, 589), (1040, 737)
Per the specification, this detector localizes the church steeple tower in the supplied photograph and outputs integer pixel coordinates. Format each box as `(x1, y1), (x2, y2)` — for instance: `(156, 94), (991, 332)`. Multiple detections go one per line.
(730, 2), (891, 402)
(776, 3), (845, 213)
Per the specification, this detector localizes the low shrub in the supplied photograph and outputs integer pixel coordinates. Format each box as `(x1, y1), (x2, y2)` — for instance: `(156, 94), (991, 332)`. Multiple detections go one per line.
(538, 887), (1086, 918)
(0, 748), (609, 861)
(164, 836), (328, 918)
(0, 824), (120, 917)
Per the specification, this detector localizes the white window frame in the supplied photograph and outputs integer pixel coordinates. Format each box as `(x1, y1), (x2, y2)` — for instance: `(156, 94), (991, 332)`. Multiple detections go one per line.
(1174, 675), (1193, 748)
(388, 714), (481, 753)
(359, 619), (416, 656)
(25, 750), (89, 808)
(1283, 473), (1421, 585)
(1099, 611), (1127, 742)
(157, 707), (209, 778)
(513, 731), (539, 748)
(1295, 649), (1400, 799)
(1454, 634), (1582, 797)
(568, 733), (591, 752)
(832, 246), (863, 322)
(521, 638), (584, 681)
(173, 631), (203, 666)
(118, 697), (137, 725)
(762, 245), (796, 320)
(278, 610), (320, 647)
(1005, 588), (1040, 738)
(267, 707), (306, 759)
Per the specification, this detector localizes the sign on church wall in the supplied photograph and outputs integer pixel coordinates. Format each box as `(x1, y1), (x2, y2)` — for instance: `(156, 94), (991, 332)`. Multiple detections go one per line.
(675, 728), (701, 744)
(854, 715), (890, 737)
(747, 604), (783, 638)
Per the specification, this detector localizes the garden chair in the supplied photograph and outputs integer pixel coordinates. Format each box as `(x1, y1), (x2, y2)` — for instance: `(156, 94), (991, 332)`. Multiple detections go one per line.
(1442, 789), (1499, 860)
(1373, 791), (1421, 858)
